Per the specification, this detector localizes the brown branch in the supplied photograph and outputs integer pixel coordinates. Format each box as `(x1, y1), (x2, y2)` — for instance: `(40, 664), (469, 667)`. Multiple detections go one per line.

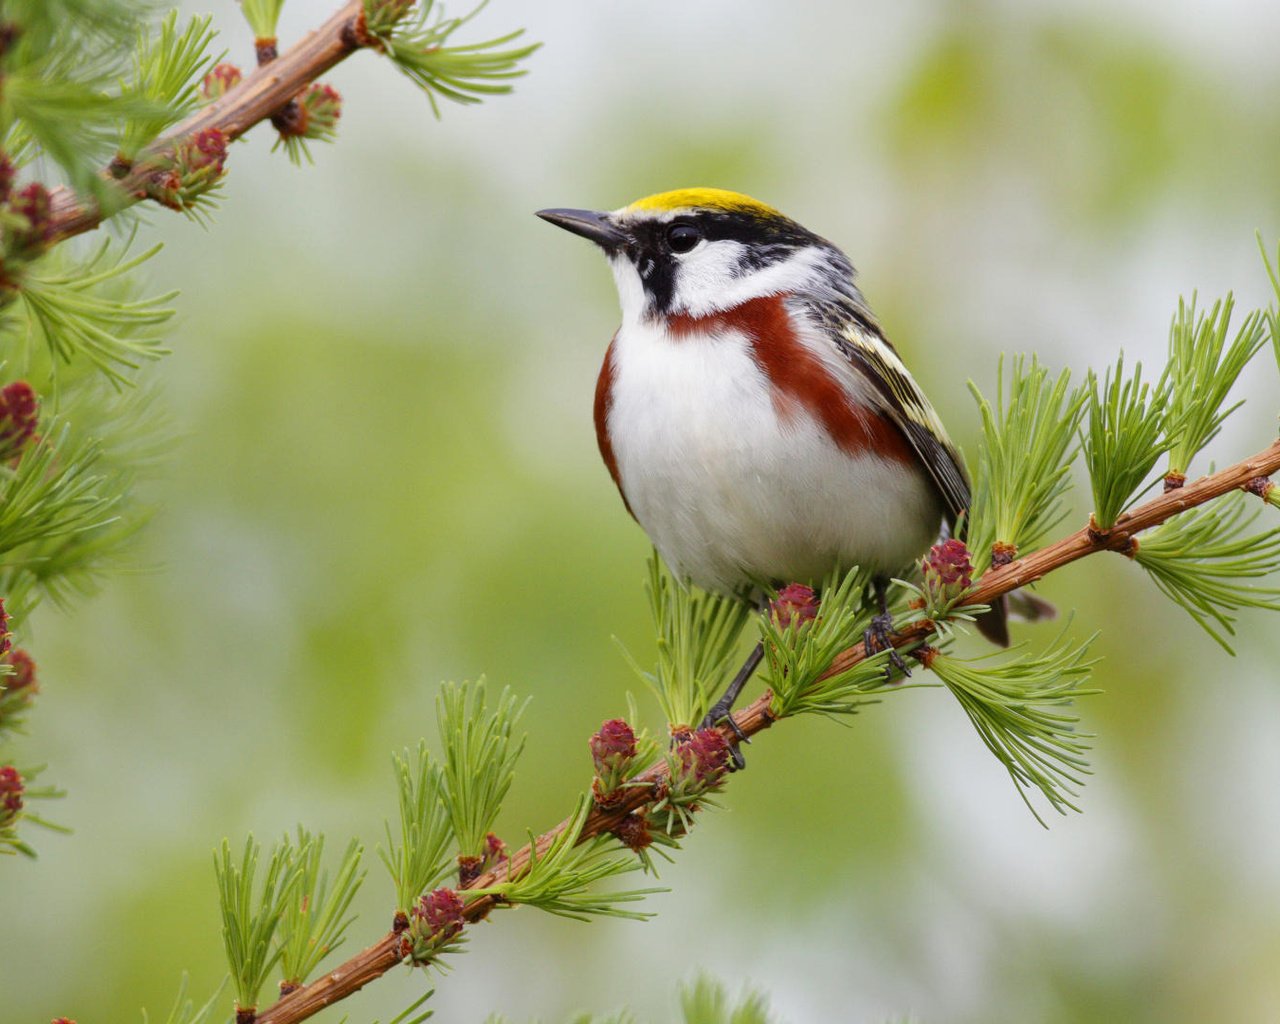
(254, 436), (1280, 1024)
(45, 1), (368, 244)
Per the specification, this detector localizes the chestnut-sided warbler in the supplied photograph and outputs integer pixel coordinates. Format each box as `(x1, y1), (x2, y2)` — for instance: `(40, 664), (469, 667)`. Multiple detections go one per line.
(539, 188), (1007, 719)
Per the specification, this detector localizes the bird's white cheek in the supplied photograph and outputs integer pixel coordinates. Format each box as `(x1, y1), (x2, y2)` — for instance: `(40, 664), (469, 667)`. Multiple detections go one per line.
(672, 245), (826, 317)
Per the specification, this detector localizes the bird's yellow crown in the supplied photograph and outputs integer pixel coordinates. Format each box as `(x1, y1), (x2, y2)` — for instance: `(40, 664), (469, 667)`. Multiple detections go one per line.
(625, 187), (781, 219)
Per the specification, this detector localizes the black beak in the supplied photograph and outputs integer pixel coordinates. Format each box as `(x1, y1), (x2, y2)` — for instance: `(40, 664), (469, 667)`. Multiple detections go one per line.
(536, 208), (627, 250)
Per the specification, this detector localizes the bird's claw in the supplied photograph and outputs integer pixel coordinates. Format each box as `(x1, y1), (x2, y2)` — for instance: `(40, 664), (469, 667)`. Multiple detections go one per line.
(699, 702), (749, 771)
(864, 611), (911, 681)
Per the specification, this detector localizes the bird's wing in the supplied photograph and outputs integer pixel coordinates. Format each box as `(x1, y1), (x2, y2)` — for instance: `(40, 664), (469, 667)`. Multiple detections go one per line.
(803, 297), (972, 524)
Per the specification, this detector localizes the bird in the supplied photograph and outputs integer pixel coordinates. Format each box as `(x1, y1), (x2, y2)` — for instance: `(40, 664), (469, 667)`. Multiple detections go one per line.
(537, 188), (1008, 729)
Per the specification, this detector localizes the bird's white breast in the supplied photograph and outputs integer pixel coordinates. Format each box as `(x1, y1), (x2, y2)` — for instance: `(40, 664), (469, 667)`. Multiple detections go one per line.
(606, 316), (943, 594)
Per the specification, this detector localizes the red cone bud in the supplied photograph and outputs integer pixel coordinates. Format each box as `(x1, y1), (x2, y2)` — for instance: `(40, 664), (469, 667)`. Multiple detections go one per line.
(589, 718), (637, 773)
(678, 728), (731, 785)
(186, 128), (229, 174)
(4, 648), (36, 695)
(771, 583), (819, 628)
(0, 599), (10, 658)
(414, 887), (465, 941)
(0, 380), (39, 461)
(10, 182), (51, 256)
(296, 83), (342, 141)
(484, 831), (507, 862)
(201, 62), (243, 101)
(921, 538), (973, 604)
(0, 764), (23, 818)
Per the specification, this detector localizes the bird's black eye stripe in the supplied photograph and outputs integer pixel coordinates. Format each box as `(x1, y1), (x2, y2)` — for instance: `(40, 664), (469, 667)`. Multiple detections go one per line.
(665, 222), (703, 254)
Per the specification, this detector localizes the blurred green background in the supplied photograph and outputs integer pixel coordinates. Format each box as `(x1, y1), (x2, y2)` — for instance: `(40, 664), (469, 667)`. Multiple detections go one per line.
(5, 1), (1280, 1021)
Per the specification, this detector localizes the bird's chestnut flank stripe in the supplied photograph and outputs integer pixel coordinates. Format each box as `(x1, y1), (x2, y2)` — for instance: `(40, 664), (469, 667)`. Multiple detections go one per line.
(593, 336), (632, 517)
(249, 438), (1280, 1024)
(668, 293), (915, 464)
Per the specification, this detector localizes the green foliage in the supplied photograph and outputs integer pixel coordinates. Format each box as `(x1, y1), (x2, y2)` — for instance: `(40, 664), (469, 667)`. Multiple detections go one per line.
(927, 631), (1100, 825)
(0, 421), (118, 555)
(0, 0), (197, 198)
(437, 679), (526, 860)
(474, 795), (662, 921)
(0, 375), (161, 618)
(277, 829), (365, 988)
(967, 356), (1086, 571)
(376, 989), (436, 1024)
(622, 553), (751, 728)
(363, 0), (540, 117)
(380, 740), (455, 913)
(1133, 494), (1280, 654)
(679, 976), (775, 1024)
(214, 835), (302, 1011)
(489, 976), (773, 1024)
(1162, 293), (1266, 479)
(0, 1), (164, 194)
(141, 974), (228, 1024)
(760, 566), (894, 719)
(1081, 354), (1176, 530)
(12, 239), (173, 383)
(0, 764), (67, 858)
(119, 11), (219, 161)
(239, 0), (287, 40)
(1259, 234), (1280, 373)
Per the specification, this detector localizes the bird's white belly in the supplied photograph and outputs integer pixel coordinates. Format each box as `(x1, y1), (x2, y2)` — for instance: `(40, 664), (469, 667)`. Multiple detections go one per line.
(607, 322), (943, 594)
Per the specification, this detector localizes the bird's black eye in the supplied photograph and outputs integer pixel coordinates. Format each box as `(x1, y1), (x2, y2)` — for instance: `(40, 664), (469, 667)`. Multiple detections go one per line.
(665, 222), (702, 254)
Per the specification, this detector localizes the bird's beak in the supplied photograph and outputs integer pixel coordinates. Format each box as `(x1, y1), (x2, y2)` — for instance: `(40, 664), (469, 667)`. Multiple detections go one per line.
(536, 208), (628, 251)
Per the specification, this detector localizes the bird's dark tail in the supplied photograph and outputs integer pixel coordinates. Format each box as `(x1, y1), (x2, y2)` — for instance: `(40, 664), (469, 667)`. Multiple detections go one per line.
(974, 596), (1010, 646)
(974, 589), (1057, 646)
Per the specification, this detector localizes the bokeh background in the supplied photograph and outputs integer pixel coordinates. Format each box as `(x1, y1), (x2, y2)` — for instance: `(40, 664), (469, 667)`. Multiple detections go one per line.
(5, 1), (1280, 1021)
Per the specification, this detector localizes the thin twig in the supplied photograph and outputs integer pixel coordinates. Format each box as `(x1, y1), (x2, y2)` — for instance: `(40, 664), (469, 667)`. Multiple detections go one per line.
(253, 437), (1280, 1024)
(46, 1), (367, 243)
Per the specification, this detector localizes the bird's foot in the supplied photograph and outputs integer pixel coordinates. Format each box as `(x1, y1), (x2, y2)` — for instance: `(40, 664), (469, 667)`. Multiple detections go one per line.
(698, 700), (748, 771)
(864, 611), (911, 681)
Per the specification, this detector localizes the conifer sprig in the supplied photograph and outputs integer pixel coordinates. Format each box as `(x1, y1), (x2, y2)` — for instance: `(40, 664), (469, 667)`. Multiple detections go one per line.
(13, 239), (173, 382)
(142, 974), (229, 1024)
(239, 0), (288, 43)
(214, 836), (303, 1013)
(1133, 493), (1280, 653)
(1260, 234), (1280, 374)
(678, 977), (774, 1024)
(623, 553), (751, 729)
(1162, 293), (1266, 482)
(380, 741), (455, 914)
(0, 763), (66, 857)
(473, 796), (662, 921)
(277, 830), (365, 991)
(2, 2), (166, 194)
(926, 631), (1100, 825)
(0, 377), (160, 617)
(118, 12), (219, 162)
(486, 976), (774, 1024)
(363, 0), (540, 117)
(968, 356), (1086, 571)
(759, 566), (894, 719)
(375, 990), (435, 1024)
(0, 422), (117, 554)
(436, 680), (526, 864)
(1081, 354), (1177, 531)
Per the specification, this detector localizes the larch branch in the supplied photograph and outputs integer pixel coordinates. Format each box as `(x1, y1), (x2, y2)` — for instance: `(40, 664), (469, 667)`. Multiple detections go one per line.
(46, 1), (367, 244)
(255, 436), (1280, 1024)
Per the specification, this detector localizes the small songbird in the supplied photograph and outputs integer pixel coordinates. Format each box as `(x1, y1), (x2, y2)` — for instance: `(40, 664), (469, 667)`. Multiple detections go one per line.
(538, 188), (1006, 716)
